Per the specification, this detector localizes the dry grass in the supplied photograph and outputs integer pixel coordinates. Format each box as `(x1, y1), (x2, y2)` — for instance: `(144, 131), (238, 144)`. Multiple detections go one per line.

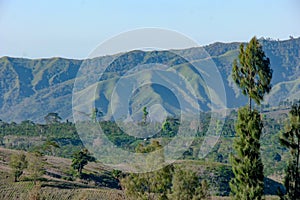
(0, 147), (281, 200)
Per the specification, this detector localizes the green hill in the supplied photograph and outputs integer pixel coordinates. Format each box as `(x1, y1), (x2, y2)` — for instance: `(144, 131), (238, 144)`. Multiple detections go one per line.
(0, 38), (299, 122)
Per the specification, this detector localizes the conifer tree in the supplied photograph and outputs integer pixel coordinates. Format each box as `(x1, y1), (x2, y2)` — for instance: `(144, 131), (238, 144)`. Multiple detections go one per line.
(279, 102), (300, 199)
(142, 106), (149, 125)
(232, 36), (272, 110)
(230, 37), (272, 200)
(230, 107), (264, 199)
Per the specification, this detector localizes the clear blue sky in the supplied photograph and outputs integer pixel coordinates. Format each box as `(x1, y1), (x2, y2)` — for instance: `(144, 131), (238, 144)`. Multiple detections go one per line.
(0, 0), (299, 59)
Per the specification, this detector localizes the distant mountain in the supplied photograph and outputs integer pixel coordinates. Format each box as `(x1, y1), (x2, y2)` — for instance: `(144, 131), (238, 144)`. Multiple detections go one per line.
(0, 37), (299, 122)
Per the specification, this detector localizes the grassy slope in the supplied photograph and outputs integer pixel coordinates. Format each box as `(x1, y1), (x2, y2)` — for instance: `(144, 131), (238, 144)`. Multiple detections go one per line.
(0, 147), (125, 200)
(0, 147), (282, 200)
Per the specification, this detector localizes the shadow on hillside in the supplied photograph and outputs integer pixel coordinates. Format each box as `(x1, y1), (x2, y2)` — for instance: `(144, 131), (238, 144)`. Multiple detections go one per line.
(264, 177), (285, 195)
(80, 171), (120, 189)
(43, 171), (120, 190)
(41, 180), (93, 189)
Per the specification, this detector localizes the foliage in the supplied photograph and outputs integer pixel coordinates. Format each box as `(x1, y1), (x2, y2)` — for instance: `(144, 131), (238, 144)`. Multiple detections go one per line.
(91, 108), (103, 122)
(71, 148), (96, 176)
(142, 106), (149, 125)
(9, 153), (28, 182)
(44, 113), (62, 124)
(41, 139), (60, 156)
(171, 166), (210, 200)
(121, 141), (174, 199)
(160, 116), (180, 138)
(122, 140), (212, 199)
(27, 152), (45, 185)
(0, 120), (83, 158)
(230, 107), (264, 200)
(279, 102), (300, 199)
(230, 36), (273, 200)
(122, 165), (173, 200)
(232, 36), (272, 110)
(0, 109), (291, 175)
(1, 38), (300, 123)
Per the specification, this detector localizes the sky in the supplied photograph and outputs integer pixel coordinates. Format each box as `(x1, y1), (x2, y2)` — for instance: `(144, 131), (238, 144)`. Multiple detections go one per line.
(0, 0), (300, 59)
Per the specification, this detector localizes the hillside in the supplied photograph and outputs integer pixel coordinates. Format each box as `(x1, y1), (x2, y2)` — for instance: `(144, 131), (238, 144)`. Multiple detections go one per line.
(0, 147), (282, 199)
(0, 147), (124, 200)
(0, 38), (299, 122)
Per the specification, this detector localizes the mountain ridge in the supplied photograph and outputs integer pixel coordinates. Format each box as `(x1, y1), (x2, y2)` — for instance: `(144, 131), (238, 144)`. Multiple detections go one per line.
(1, 37), (299, 122)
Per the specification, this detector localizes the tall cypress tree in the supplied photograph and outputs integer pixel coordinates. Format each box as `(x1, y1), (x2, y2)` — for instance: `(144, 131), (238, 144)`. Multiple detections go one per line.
(230, 37), (272, 200)
(230, 107), (264, 199)
(279, 102), (300, 199)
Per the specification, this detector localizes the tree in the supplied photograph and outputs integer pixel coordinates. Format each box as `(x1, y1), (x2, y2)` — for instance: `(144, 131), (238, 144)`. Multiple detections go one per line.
(279, 102), (300, 199)
(161, 117), (180, 137)
(230, 37), (272, 200)
(232, 36), (272, 110)
(171, 166), (209, 200)
(142, 107), (149, 125)
(71, 148), (96, 176)
(122, 165), (173, 200)
(121, 141), (173, 200)
(27, 152), (45, 185)
(112, 169), (124, 190)
(42, 139), (60, 156)
(9, 153), (28, 182)
(91, 107), (103, 122)
(230, 107), (264, 200)
(44, 112), (62, 124)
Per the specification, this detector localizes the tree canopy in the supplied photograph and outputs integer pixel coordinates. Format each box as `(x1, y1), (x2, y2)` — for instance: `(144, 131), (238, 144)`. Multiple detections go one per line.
(232, 36), (272, 110)
(71, 148), (96, 176)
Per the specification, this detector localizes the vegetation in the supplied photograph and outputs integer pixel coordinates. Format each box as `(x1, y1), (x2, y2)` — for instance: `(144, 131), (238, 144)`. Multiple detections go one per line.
(279, 102), (300, 199)
(44, 113), (62, 124)
(230, 37), (272, 200)
(171, 166), (209, 200)
(9, 153), (28, 182)
(232, 36), (272, 110)
(0, 144), (287, 199)
(71, 148), (96, 176)
(27, 152), (45, 185)
(121, 141), (174, 199)
(0, 110), (292, 176)
(0, 38), (300, 122)
(121, 141), (211, 200)
(230, 107), (264, 199)
(1, 37), (300, 199)
(142, 106), (149, 125)
(0, 148), (124, 200)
